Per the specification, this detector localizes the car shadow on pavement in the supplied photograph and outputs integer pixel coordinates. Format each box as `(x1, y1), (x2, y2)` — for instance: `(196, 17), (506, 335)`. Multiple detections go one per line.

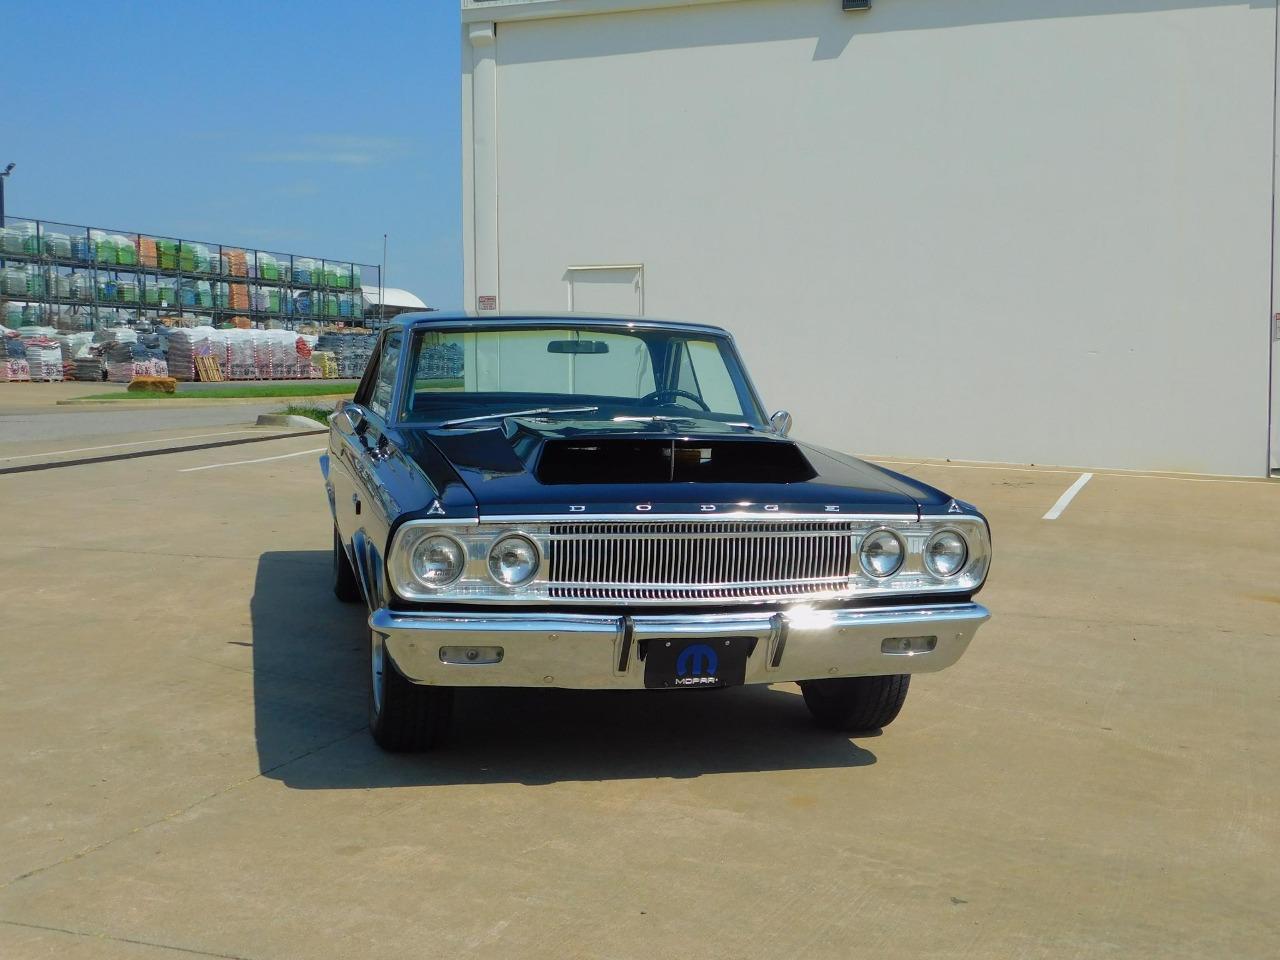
(252, 551), (877, 789)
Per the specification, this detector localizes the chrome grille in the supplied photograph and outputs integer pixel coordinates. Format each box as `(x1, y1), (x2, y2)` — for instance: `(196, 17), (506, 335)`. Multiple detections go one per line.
(547, 520), (856, 601)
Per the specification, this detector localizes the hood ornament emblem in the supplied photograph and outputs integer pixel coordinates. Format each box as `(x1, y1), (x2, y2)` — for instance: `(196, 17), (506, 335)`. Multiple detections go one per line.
(947, 499), (963, 514)
(426, 499), (446, 516)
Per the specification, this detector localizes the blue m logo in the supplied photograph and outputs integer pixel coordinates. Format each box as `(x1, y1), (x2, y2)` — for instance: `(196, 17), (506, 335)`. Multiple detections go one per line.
(676, 643), (719, 678)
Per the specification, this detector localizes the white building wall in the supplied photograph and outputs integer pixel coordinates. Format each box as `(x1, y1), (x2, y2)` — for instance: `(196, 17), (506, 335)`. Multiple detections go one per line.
(464, 0), (1279, 477)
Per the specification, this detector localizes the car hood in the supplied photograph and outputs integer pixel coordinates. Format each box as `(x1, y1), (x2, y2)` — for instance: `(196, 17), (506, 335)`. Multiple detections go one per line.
(403, 416), (951, 518)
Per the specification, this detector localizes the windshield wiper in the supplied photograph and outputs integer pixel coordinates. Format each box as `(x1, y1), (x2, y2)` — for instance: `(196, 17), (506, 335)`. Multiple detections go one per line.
(613, 415), (693, 423)
(614, 415), (752, 427)
(437, 406), (600, 429)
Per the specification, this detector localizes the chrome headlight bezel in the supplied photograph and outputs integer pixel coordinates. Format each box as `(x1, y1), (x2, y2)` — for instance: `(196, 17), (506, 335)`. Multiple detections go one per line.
(406, 533), (466, 589)
(858, 527), (906, 579)
(923, 528), (970, 579)
(487, 534), (541, 587)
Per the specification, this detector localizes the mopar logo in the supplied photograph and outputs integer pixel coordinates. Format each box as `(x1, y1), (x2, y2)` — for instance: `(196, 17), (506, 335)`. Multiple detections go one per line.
(675, 643), (719, 685)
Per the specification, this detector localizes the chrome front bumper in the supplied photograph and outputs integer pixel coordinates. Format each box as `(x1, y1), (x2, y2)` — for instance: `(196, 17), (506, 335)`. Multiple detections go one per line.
(369, 603), (989, 689)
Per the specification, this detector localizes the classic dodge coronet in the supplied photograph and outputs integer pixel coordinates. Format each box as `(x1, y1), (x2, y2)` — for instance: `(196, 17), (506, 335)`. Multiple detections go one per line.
(322, 314), (991, 751)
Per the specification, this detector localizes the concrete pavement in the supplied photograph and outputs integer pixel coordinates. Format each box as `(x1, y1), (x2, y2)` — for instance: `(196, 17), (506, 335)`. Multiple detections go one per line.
(0, 425), (1276, 958)
(0, 383), (331, 448)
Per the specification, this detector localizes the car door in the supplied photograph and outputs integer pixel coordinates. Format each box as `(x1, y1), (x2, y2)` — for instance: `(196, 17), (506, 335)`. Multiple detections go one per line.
(331, 331), (402, 603)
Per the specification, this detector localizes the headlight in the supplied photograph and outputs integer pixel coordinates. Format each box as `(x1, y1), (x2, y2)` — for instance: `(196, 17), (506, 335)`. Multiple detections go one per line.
(924, 530), (968, 578)
(409, 534), (465, 588)
(859, 529), (904, 578)
(488, 535), (539, 586)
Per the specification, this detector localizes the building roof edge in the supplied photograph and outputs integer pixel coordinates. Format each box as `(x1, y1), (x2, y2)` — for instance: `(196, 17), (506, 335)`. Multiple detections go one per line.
(462, 0), (744, 25)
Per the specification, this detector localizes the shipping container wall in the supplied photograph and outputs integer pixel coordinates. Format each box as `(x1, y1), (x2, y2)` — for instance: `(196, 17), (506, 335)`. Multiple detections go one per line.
(466, 0), (1278, 476)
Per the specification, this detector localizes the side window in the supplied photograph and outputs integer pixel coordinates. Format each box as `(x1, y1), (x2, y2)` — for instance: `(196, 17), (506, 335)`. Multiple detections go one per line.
(674, 339), (742, 415)
(353, 342), (381, 407)
(673, 342), (697, 395)
(685, 341), (741, 414)
(368, 333), (402, 418)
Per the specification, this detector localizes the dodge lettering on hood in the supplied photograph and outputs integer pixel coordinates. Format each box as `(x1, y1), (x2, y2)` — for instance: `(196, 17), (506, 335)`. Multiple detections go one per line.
(321, 314), (991, 752)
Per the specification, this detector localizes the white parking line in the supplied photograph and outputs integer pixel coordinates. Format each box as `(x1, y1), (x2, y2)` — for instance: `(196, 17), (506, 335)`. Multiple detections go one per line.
(179, 447), (326, 473)
(1043, 473), (1094, 521)
(872, 458), (1271, 485)
(0, 430), (261, 463)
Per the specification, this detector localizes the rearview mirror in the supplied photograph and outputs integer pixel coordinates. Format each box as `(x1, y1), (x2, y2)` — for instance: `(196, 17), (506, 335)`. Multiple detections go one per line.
(770, 410), (793, 437)
(548, 340), (610, 355)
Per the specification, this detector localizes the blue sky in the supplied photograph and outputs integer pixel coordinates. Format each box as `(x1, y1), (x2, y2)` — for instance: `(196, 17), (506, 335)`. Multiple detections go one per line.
(2, 0), (462, 307)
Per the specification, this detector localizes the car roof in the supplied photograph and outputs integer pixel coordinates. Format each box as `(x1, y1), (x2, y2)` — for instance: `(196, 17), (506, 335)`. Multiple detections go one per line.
(386, 311), (732, 338)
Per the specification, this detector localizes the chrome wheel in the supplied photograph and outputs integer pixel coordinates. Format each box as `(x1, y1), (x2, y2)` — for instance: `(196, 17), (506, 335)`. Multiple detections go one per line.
(370, 630), (385, 715)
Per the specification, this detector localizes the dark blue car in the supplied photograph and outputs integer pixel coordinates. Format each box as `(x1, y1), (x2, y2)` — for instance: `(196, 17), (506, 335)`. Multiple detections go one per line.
(322, 314), (991, 751)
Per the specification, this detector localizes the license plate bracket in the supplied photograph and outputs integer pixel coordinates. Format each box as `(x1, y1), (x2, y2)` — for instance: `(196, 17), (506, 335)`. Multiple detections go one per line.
(642, 637), (754, 690)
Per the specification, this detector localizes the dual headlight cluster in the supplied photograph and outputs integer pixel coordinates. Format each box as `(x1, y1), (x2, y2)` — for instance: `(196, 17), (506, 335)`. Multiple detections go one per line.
(860, 528), (969, 580)
(410, 532), (539, 589)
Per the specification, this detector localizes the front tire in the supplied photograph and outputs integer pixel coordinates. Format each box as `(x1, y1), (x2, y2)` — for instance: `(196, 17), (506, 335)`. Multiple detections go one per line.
(800, 675), (911, 732)
(368, 630), (453, 752)
(332, 525), (361, 603)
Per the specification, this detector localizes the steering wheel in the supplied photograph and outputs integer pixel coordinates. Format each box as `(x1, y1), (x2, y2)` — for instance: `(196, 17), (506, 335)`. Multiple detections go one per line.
(640, 388), (711, 412)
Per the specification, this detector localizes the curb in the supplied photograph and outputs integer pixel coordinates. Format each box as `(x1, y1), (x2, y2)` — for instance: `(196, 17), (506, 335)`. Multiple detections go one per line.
(257, 413), (330, 429)
(57, 395), (348, 409)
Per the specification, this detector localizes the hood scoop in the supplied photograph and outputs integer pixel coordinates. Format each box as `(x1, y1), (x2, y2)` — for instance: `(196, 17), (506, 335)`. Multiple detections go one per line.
(536, 437), (818, 485)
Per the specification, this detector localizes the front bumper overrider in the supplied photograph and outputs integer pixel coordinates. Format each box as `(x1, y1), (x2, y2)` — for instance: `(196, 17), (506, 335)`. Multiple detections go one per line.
(369, 602), (990, 689)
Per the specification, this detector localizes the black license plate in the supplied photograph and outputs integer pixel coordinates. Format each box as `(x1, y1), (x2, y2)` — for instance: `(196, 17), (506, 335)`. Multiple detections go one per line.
(643, 637), (753, 690)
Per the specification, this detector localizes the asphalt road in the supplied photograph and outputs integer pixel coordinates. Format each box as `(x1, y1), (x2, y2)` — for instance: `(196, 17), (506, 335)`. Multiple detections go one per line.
(0, 416), (1276, 959)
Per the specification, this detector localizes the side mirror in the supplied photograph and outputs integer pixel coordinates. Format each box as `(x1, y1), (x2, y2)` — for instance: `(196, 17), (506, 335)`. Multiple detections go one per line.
(333, 407), (363, 437)
(770, 410), (793, 437)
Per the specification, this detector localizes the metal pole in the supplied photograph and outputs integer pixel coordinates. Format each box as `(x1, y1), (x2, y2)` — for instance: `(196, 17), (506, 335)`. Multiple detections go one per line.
(0, 163), (14, 226)
(380, 234), (387, 328)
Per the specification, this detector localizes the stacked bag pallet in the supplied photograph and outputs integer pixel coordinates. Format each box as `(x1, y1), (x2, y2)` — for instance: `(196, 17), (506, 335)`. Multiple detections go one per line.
(90, 231), (113, 264)
(2, 264), (46, 297)
(68, 271), (94, 300)
(311, 351), (338, 379)
(137, 236), (158, 268)
(222, 248), (248, 277)
(0, 328), (31, 381)
(165, 326), (225, 381)
(114, 235), (137, 266)
(292, 258), (316, 285)
(70, 233), (93, 261)
(53, 330), (102, 381)
(225, 329), (257, 379)
(315, 332), (376, 378)
(255, 253), (282, 281)
(105, 341), (168, 382)
(0, 221), (39, 255)
(165, 328), (321, 381)
(252, 286), (282, 314)
(74, 353), (105, 381)
(156, 239), (179, 270)
(420, 342), (464, 379)
(23, 335), (64, 381)
(43, 232), (72, 259)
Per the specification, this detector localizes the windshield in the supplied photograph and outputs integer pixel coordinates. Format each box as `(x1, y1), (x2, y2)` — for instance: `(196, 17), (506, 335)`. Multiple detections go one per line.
(402, 325), (766, 426)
